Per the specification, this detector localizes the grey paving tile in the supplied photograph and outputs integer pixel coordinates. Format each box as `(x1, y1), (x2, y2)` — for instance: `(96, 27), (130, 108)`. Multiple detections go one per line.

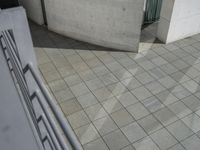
(54, 88), (74, 102)
(156, 90), (179, 106)
(84, 103), (107, 121)
(145, 81), (166, 95)
(48, 79), (68, 92)
(158, 76), (177, 89)
(101, 97), (123, 114)
(141, 96), (164, 113)
(93, 116), (118, 136)
(85, 78), (105, 91)
(60, 98), (82, 116)
(131, 86), (152, 101)
(83, 138), (109, 150)
(168, 101), (192, 119)
(103, 130), (130, 150)
(107, 82), (128, 96)
(92, 87), (114, 102)
(132, 136), (160, 150)
(98, 73), (118, 86)
(75, 123), (100, 145)
(116, 92), (138, 107)
(64, 74), (82, 86)
(138, 115), (163, 134)
(167, 120), (193, 141)
(111, 109), (134, 128)
(67, 110), (90, 129)
(182, 113), (200, 133)
(135, 72), (155, 84)
(70, 82), (90, 97)
(121, 122), (147, 143)
(182, 95), (200, 112)
(153, 107), (178, 126)
(126, 102), (150, 120)
(150, 128), (178, 150)
(181, 135), (200, 150)
(112, 68), (132, 81)
(77, 93), (98, 108)
(121, 77), (142, 90)
(167, 144), (185, 150)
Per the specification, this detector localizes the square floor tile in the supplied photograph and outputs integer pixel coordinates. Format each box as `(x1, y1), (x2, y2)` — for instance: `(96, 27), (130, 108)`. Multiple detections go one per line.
(83, 138), (109, 150)
(141, 96), (164, 113)
(132, 136), (160, 150)
(112, 68), (132, 81)
(131, 86), (152, 101)
(121, 77), (142, 90)
(148, 67), (166, 79)
(106, 61), (124, 72)
(121, 122), (147, 143)
(60, 98), (82, 116)
(84, 103), (107, 121)
(99, 73), (118, 86)
(168, 101), (192, 119)
(48, 79), (68, 92)
(92, 87), (114, 102)
(111, 109), (134, 127)
(151, 56), (168, 66)
(67, 110), (90, 129)
(156, 90), (179, 106)
(170, 85), (191, 99)
(121, 145), (135, 150)
(75, 124), (100, 145)
(64, 74), (82, 86)
(153, 107), (178, 126)
(182, 80), (199, 93)
(160, 63), (178, 74)
(102, 97), (123, 114)
(139, 60), (156, 71)
(54, 88), (74, 102)
(167, 120), (193, 141)
(182, 95), (200, 112)
(170, 71), (191, 83)
(93, 116), (118, 136)
(145, 81), (166, 94)
(138, 115), (163, 134)
(150, 128), (178, 150)
(158, 76), (177, 89)
(116, 92), (138, 107)
(77, 93), (98, 108)
(172, 60), (189, 70)
(103, 130), (130, 150)
(79, 70), (96, 81)
(126, 102), (150, 120)
(70, 82), (90, 97)
(168, 144), (185, 150)
(182, 113), (200, 133)
(85, 78), (104, 91)
(107, 82), (128, 96)
(181, 135), (200, 150)
(135, 72), (155, 84)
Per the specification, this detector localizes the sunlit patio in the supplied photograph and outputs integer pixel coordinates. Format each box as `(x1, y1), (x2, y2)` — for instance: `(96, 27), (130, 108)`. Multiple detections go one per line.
(31, 21), (200, 150)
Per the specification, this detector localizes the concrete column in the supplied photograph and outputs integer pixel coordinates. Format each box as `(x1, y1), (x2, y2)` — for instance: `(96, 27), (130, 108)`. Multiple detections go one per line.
(157, 0), (200, 43)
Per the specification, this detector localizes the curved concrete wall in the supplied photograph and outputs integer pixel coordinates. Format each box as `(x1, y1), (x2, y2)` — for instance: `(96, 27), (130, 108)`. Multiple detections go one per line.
(21, 0), (145, 52)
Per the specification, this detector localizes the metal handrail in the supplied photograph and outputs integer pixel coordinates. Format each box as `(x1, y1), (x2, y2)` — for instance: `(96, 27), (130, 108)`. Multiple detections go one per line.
(0, 30), (83, 150)
(24, 63), (83, 150)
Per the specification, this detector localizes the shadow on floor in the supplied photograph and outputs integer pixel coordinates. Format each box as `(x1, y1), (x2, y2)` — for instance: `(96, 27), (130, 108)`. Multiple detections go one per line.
(29, 21), (131, 52)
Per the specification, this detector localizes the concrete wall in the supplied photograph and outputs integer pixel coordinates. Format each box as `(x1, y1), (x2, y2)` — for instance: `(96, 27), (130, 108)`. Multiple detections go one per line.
(157, 0), (200, 43)
(19, 0), (44, 25)
(22, 0), (145, 52)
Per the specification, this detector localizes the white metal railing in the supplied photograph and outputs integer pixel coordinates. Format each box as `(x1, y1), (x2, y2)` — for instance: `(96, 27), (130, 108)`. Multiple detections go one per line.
(0, 29), (83, 150)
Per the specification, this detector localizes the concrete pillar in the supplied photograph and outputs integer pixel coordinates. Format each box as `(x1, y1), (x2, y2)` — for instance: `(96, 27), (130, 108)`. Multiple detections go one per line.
(157, 0), (200, 43)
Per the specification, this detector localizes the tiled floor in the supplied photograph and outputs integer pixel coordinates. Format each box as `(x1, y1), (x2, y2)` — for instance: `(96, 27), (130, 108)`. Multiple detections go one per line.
(30, 22), (200, 150)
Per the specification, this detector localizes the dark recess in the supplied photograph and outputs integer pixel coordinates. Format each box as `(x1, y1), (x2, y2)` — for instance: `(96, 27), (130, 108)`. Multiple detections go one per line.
(0, 0), (19, 9)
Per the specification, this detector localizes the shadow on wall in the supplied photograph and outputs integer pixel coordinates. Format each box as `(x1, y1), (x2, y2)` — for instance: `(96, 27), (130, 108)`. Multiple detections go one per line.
(29, 21), (131, 52)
